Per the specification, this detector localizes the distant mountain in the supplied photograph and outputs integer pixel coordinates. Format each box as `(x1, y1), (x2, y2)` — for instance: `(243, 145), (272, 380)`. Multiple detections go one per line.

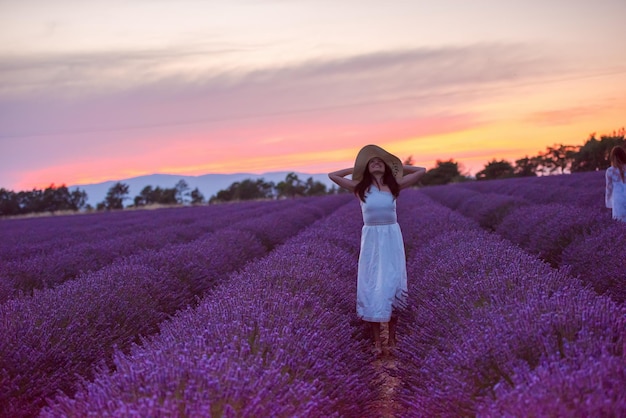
(70, 171), (336, 207)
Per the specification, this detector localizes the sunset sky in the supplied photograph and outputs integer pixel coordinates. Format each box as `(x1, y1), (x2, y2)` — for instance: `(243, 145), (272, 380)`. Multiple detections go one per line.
(1, 0), (625, 191)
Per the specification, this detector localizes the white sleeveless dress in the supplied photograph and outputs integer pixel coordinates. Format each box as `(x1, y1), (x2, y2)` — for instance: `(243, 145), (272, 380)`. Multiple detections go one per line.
(606, 167), (626, 221)
(357, 188), (408, 322)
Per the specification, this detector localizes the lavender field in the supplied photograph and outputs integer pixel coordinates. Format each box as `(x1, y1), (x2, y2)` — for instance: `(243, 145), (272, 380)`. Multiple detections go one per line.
(1, 171), (625, 417)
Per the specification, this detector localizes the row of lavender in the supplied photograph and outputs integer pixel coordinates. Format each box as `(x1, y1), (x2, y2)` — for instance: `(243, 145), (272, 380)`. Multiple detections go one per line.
(31, 189), (626, 416)
(0, 200), (288, 302)
(0, 194), (351, 417)
(421, 172), (626, 304)
(456, 170), (606, 208)
(39, 200), (379, 416)
(393, 191), (625, 416)
(0, 202), (270, 260)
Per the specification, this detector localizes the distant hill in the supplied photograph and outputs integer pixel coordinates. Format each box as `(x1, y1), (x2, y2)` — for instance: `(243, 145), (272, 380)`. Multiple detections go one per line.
(70, 172), (336, 207)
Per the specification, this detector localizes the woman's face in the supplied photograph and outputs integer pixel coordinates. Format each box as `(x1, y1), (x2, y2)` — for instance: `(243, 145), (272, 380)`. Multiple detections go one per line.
(368, 157), (386, 175)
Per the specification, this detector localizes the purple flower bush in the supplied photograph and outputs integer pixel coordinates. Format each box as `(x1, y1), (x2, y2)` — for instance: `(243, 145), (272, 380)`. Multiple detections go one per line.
(458, 193), (528, 231)
(495, 203), (609, 266)
(425, 172), (622, 303)
(0, 203), (254, 260)
(478, 350), (626, 417)
(2, 182), (623, 416)
(0, 195), (349, 417)
(41, 203), (380, 417)
(396, 191), (481, 253)
(0, 201), (282, 302)
(0, 231), (265, 417)
(393, 197), (625, 417)
(423, 186), (528, 231)
(464, 178), (574, 206)
(420, 184), (479, 211)
(456, 171), (605, 209)
(561, 221), (626, 304)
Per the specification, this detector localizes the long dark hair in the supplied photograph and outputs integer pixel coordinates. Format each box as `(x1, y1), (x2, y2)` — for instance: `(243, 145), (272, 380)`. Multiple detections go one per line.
(354, 162), (400, 202)
(610, 146), (626, 182)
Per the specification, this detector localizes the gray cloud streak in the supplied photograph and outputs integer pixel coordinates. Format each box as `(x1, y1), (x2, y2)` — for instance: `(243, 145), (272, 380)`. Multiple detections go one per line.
(0, 42), (569, 139)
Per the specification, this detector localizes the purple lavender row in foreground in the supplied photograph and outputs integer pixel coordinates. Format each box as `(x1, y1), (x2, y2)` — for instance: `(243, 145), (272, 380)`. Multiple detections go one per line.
(394, 195), (625, 416)
(0, 194), (349, 417)
(41, 203), (379, 417)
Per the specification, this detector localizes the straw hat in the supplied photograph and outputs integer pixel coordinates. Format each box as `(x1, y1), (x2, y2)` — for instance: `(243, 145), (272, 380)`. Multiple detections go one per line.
(353, 144), (403, 182)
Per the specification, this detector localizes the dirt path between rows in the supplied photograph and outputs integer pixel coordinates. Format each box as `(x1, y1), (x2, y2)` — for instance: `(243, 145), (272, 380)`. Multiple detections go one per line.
(368, 323), (401, 417)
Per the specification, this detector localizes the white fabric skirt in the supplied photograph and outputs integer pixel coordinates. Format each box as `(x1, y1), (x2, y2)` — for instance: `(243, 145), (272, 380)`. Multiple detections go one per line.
(611, 182), (626, 221)
(357, 222), (408, 322)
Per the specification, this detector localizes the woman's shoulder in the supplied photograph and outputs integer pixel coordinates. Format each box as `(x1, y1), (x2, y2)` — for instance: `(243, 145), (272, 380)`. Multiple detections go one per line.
(606, 166), (626, 182)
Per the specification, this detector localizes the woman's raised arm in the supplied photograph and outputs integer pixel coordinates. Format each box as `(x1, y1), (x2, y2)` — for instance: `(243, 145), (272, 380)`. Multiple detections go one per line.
(398, 165), (426, 190)
(328, 167), (358, 192)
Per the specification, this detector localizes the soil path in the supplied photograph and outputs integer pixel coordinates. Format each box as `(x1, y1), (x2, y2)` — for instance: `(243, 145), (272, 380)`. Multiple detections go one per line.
(368, 323), (401, 417)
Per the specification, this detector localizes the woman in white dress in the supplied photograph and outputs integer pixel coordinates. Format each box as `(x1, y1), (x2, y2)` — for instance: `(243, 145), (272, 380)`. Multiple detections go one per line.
(328, 145), (426, 356)
(606, 145), (626, 222)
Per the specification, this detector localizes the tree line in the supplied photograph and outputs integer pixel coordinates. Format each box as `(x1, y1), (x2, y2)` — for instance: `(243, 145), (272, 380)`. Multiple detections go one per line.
(0, 173), (329, 217)
(0, 185), (88, 217)
(100, 180), (205, 211)
(1, 129), (623, 217)
(209, 173), (331, 203)
(0, 180), (203, 217)
(421, 129), (624, 185)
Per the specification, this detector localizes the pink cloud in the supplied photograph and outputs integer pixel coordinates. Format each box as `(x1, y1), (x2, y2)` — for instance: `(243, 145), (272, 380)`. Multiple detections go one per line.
(526, 106), (602, 126)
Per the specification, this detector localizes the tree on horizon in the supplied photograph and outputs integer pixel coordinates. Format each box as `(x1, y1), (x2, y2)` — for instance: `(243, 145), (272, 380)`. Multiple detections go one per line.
(420, 159), (468, 185)
(571, 130), (625, 172)
(190, 187), (205, 204)
(0, 184), (88, 216)
(99, 182), (129, 210)
(476, 160), (515, 181)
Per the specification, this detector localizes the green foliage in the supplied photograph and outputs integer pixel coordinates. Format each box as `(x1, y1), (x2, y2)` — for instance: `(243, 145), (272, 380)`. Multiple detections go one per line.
(276, 173), (327, 199)
(189, 187), (205, 205)
(571, 129), (626, 172)
(509, 128), (625, 176)
(303, 177), (328, 196)
(174, 180), (190, 204)
(99, 182), (129, 210)
(276, 173), (306, 199)
(133, 185), (177, 206)
(210, 178), (275, 203)
(514, 156), (540, 177)
(132, 180), (198, 207)
(535, 144), (578, 175)
(0, 184), (88, 216)
(421, 159), (468, 186)
(476, 160), (515, 181)
(210, 173), (328, 203)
